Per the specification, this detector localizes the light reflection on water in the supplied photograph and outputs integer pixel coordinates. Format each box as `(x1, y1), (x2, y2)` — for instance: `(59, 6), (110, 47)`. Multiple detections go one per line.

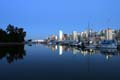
(45, 44), (120, 60)
(0, 44), (120, 80)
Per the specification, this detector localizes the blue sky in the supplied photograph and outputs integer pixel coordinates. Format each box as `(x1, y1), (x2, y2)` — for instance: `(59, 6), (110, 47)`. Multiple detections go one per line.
(0, 0), (120, 39)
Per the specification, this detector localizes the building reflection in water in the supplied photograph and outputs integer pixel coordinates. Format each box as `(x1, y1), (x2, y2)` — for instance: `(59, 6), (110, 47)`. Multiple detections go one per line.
(59, 45), (63, 55)
(46, 44), (120, 60)
(73, 48), (79, 54)
(0, 45), (26, 64)
(47, 45), (58, 52)
(55, 45), (58, 50)
(52, 45), (58, 51)
(100, 48), (119, 60)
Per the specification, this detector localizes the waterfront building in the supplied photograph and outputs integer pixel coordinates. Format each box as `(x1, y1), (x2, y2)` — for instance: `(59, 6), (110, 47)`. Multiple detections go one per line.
(59, 30), (63, 41)
(63, 34), (68, 40)
(77, 32), (81, 42)
(72, 31), (78, 41)
(55, 36), (58, 40)
(80, 31), (88, 40)
(105, 28), (113, 40)
(116, 30), (120, 45)
(100, 30), (106, 40)
(69, 34), (73, 40)
(88, 28), (93, 38)
(51, 35), (56, 41)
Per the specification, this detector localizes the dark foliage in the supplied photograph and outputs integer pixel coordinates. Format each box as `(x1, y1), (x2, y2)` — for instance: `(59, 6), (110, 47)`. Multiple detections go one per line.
(0, 24), (26, 42)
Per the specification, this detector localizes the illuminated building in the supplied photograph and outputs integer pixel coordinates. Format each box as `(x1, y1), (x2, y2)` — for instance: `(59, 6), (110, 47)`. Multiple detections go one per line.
(72, 31), (78, 41)
(105, 28), (113, 40)
(59, 30), (63, 41)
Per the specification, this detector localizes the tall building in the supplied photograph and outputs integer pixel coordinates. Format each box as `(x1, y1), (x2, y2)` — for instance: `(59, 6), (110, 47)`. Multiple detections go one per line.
(51, 35), (56, 40)
(72, 31), (78, 41)
(100, 30), (106, 40)
(63, 34), (68, 40)
(77, 32), (81, 41)
(81, 31), (88, 40)
(115, 30), (120, 41)
(59, 30), (63, 41)
(88, 29), (92, 38)
(105, 28), (113, 40)
(55, 36), (58, 40)
(69, 34), (73, 40)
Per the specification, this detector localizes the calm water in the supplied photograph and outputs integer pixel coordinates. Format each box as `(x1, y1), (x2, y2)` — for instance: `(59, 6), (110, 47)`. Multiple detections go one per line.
(0, 44), (120, 80)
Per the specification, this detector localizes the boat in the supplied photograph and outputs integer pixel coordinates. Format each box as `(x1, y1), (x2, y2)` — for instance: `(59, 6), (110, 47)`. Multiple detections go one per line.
(100, 40), (117, 49)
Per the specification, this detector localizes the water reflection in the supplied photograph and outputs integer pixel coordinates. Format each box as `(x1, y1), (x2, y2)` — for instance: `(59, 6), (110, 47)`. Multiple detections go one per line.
(59, 45), (63, 55)
(100, 48), (119, 60)
(0, 44), (120, 80)
(45, 44), (120, 60)
(0, 45), (26, 64)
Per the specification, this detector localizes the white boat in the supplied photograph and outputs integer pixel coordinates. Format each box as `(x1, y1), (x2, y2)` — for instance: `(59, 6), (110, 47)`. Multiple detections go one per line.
(100, 40), (117, 49)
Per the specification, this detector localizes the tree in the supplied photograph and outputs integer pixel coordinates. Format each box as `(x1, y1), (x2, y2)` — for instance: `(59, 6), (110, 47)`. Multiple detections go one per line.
(0, 29), (7, 42)
(17, 28), (26, 42)
(0, 24), (26, 42)
(6, 24), (14, 33)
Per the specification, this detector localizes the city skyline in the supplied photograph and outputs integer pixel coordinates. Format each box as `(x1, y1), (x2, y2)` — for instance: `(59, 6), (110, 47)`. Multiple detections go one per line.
(0, 0), (120, 39)
(45, 28), (119, 41)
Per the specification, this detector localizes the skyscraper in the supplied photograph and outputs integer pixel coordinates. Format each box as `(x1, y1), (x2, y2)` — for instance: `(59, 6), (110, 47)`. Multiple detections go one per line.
(59, 30), (63, 41)
(72, 31), (78, 41)
(105, 28), (113, 40)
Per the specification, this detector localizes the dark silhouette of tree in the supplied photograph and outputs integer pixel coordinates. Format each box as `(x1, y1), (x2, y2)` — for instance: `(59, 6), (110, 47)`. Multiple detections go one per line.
(0, 29), (7, 42)
(0, 24), (26, 42)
